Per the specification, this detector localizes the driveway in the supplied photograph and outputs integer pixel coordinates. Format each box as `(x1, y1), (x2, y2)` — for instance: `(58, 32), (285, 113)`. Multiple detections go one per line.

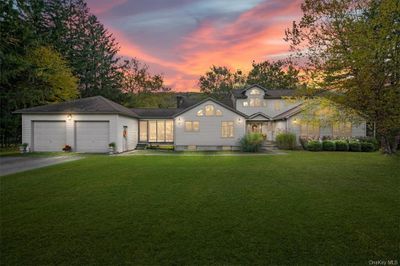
(0, 156), (83, 176)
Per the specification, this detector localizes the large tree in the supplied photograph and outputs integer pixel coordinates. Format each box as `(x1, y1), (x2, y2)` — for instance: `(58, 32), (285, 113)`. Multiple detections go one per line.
(199, 66), (246, 99)
(122, 58), (170, 94)
(285, 0), (400, 153)
(246, 60), (301, 90)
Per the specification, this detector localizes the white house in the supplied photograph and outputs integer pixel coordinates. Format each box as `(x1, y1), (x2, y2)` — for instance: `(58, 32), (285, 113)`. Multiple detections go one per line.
(14, 85), (367, 152)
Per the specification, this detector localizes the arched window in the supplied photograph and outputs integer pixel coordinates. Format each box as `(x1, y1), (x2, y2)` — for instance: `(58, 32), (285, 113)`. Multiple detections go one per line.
(250, 89), (261, 95)
(197, 104), (223, 116)
(205, 105), (215, 116)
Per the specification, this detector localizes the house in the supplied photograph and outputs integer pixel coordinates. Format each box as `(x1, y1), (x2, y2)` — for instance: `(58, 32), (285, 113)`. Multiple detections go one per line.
(14, 84), (367, 152)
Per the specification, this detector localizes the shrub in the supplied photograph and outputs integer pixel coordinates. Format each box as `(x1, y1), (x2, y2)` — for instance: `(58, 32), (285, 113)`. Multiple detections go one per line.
(109, 142), (116, 148)
(322, 140), (336, 151)
(349, 141), (361, 152)
(307, 140), (322, 151)
(276, 133), (297, 150)
(361, 142), (375, 152)
(299, 137), (308, 150)
(335, 140), (349, 151)
(358, 137), (379, 151)
(240, 133), (264, 152)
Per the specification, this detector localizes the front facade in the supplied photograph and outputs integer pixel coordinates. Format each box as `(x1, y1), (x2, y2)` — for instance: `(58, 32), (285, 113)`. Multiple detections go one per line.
(15, 85), (367, 153)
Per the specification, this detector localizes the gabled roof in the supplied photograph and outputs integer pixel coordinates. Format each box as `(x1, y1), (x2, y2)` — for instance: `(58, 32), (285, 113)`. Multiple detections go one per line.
(231, 84), (296, 99)
(248, 112), (271, 120)
(173, 97), (248, 118)
(131, 108), (184, 119)
(272, 104), (303, 120)
(13, 96), (139, 118)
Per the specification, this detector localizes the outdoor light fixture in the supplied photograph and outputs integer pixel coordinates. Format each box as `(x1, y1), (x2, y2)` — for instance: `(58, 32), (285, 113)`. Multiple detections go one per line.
(67, 114), (72, 120)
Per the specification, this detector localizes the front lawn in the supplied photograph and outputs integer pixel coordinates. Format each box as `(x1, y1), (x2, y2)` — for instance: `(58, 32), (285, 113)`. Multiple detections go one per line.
(1, 152), (399, 265)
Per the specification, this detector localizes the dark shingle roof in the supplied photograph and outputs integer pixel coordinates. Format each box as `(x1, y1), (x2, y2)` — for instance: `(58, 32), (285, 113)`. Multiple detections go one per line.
(232, 84), (296, 99)
(131, 108), (184, 118)
(272, 104), (303, 120)
(178, 94), (234, 108)
(13, 96), (139, 118)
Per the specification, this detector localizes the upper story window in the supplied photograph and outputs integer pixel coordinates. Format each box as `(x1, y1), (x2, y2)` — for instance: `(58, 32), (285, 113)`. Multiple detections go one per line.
(197, 104), (222, 116)
(249, 89), (261, 95)
(249, 98), (262, 107)
(274, 101), (281, 111)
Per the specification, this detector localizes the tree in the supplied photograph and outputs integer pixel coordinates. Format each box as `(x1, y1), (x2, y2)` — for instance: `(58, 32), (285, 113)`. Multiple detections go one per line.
(246, 60), (301, 90)
(122, 58), (170, 94)
(199, 65), (245, 99)
(285, 0), (400, 153)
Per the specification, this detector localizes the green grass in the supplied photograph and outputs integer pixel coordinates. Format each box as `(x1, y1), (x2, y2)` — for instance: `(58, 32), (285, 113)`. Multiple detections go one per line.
(1, 152), (399, 265)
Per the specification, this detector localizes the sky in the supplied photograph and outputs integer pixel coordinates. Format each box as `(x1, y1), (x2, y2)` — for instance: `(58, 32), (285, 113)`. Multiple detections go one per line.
(85, 0), (303, 92)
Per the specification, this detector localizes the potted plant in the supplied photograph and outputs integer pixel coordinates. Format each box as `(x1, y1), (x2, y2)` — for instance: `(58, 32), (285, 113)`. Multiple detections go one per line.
(62, 145), (72, 152)
(109, 142), (116, 154)
(19, 143), (28, 153)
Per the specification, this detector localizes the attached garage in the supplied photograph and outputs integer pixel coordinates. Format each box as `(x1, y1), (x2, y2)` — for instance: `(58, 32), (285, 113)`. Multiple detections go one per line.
(14, 96), (139, 153)
(33, 121), (66, 151)
(75, 121), (109, 153)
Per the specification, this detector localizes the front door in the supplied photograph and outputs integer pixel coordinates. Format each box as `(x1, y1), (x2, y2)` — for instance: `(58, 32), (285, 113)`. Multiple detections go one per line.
(247, 122), (274, 141)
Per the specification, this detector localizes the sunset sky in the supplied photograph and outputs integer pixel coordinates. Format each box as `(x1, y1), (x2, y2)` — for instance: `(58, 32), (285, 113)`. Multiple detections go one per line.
(86, 0), (303, 91)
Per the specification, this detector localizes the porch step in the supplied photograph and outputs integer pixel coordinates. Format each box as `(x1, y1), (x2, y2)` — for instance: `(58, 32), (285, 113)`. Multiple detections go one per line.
(136, 143), (148, 150)
(262, 141), (278, 150)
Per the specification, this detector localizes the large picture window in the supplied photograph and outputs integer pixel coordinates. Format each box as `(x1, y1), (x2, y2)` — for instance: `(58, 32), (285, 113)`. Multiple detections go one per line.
(139, 120), (174, 142)
(300, 122), (320, 137)
(139, 121), (147, 142)
(197, 104), (223, 116)
(221, 121), (234, 138)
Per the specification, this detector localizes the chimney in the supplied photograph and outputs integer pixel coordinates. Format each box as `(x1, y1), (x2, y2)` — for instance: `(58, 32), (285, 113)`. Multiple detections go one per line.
(176, 95), (184, 108)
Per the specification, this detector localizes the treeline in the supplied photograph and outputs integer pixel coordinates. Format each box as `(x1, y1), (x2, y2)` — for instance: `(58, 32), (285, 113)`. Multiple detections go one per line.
(0, 0), (169, 146)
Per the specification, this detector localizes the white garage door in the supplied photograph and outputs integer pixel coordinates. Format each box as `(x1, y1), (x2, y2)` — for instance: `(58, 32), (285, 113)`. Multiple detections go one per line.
(76, 121), (109, 153)
(33, 121), (66, 152)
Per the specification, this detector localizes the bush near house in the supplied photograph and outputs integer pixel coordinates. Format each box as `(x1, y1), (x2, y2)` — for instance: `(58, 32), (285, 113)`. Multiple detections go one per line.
(322, 140), (336, 151)
(240, 133), (264, 152)
(307, 140), (322, 151)
(299, 137), (308, 150)
(335, 140), (349, 151)
(349, 141), (362, 152)
(276, 133), (297, 150)
(358, 137), (379, 151)
(361, 142), (375, 152)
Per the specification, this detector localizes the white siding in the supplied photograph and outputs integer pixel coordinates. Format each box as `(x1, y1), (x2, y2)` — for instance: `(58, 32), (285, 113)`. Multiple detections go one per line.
(21, 113), (138, 153)
(117, 115), (138, 152)
(174, 100), (246, 149)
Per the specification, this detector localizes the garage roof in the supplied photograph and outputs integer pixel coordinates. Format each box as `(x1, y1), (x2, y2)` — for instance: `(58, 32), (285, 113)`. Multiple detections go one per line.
(13, 96), (139, 118)
(131, 108), (184, 119)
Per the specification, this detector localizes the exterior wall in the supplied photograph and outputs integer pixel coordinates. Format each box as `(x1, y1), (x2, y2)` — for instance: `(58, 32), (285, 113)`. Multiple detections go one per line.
(116, 115), (139, 152)
(286, 112), (367, 143)
(21, 113), (138, 153)
(235, 87), (300, 117)
(174, 100), (246, 150)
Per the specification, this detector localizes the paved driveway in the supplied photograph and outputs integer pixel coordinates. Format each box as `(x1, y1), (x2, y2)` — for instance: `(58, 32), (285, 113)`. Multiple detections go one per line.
(0, 156), (82, 176)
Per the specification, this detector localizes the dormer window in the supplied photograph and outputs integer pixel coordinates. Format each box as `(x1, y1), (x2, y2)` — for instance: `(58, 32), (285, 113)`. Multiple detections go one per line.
(197, 104), (223, 116)
(250, 89), (261, 95)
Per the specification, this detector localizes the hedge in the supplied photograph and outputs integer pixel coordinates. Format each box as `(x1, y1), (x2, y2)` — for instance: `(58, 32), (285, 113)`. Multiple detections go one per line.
(335, 140), (349, 151)
(276, 133), (297, 150)
(322, 140), (336, 151)
(307, 140), (322, 151)
(349, 141), (361, 152)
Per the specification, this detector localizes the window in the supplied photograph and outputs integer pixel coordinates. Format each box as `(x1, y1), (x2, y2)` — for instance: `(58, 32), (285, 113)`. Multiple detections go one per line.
(148, 121), (157, 142)
(165, 120), (174, 142)
(140, 120), (174, 142)
(157, 120), (165, 142)
(333, 122), (352, 137)
(243, 101), (248, 107)
(185, 121), (199, 132)
(205, 105), (215, 116)
(300, 122), (320, 137)
(250, 89), (261, 95)
(249, 98), (262, 107)
(221, 121), (234, 138)
(197, 104), (223, 116)
(139, 121), (147, 142)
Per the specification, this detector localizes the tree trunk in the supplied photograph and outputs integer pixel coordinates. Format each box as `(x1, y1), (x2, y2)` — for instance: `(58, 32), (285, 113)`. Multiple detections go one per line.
(381, 135), (394, 154)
